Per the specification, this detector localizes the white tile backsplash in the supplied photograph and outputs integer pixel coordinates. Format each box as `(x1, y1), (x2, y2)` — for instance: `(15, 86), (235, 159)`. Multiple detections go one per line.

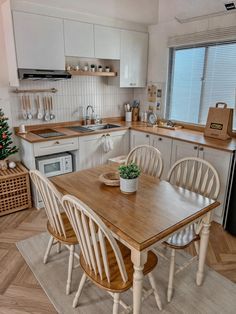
(10, 76), (134, 126)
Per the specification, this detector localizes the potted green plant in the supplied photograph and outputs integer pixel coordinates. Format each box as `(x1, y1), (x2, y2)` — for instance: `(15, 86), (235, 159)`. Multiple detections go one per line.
(118, 163), (141, 194)
(98, 65), (103, 72)
(90, 64), (96, 72)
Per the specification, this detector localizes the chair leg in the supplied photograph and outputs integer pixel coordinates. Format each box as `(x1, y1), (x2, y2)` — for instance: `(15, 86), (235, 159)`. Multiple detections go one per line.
(73, 273), (87, 308)
(66, 245), (75, 295)
(194, 241), (199, 255)
(167, 248), (176, 302)
(148, 272), (162, 310)
(112, 293), (120, 314)
(57, 242), (61, 253)
(43, 236), (54, 264)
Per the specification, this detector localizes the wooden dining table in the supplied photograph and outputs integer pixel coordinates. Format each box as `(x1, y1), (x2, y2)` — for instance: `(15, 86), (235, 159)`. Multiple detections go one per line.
(51, 164), (220, 314)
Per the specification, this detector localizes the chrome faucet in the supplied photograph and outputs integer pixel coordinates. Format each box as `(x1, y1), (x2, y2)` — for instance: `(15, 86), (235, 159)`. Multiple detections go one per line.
(85, 105), (94, 125)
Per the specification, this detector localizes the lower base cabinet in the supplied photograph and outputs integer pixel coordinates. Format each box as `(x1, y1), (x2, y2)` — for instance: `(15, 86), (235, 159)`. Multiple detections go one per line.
(171, 140), (234, 223)
(129, 130), (233, 224)
(79, 130), (129, 170)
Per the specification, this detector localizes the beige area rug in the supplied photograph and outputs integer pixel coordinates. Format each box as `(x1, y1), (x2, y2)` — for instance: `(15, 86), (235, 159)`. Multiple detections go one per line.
(17, 233), (236, 314)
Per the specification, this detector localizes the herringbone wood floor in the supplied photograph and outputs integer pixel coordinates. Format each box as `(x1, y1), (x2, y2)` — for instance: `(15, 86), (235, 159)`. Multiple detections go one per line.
(0, 208), (235, 314)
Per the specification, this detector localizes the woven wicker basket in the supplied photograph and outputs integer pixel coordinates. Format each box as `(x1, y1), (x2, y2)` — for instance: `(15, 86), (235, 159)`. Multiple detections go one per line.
(99, 172), (120, 186)
(0, 162), (32, 216)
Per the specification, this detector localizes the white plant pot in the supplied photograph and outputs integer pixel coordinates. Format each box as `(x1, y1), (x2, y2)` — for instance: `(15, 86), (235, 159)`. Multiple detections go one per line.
(120, 177), (138, 194)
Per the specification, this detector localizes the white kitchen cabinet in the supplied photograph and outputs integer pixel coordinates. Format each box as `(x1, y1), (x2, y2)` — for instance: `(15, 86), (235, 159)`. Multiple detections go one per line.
(1, 0), (19, 86)
(120, 30), (148, 87)
(102, 131), (129, 163)
(79, 130), (129, 170)
(151, 135), (172, 180)
(130, 131), (172, 179)
(79, 134), (103, 170)
(94, 25), (120, 60)
(64, 19), (94, 58)
(130, 130), (151, 148)
(171, 139), (233, 223)
(13, 11), (65, 70)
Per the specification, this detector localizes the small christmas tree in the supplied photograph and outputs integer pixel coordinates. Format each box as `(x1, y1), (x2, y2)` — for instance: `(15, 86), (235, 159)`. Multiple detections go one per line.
(0, 108), (18, 161)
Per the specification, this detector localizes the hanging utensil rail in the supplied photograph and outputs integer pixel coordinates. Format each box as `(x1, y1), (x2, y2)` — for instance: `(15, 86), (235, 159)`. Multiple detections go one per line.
(13, 88), (58, 94)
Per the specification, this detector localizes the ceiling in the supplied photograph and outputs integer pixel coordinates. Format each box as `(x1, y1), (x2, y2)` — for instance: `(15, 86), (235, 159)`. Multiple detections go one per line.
(17, 0), (159, 25)
(13, 0), (236, 25)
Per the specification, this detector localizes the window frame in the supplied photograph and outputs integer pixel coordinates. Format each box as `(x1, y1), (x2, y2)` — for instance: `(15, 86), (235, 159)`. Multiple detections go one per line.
(166, 40), (236, 127)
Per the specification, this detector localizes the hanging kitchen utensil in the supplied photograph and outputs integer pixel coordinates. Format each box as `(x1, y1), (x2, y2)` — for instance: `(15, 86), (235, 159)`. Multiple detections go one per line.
(27, 95), (33, 120)
(36, 95), (43, 120)
(49, 96), (55, 120)
(21, 95), (28, 120)
(44, 97), (51, 121)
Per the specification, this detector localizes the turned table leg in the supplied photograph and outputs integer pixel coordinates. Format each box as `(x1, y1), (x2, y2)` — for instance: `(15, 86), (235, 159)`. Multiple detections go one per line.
(131, 249), (147, 314)
(196, 212), (211, 286)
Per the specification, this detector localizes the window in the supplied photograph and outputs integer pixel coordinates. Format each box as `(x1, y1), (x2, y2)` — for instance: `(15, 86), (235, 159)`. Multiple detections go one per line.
(167, 42), (236, 128)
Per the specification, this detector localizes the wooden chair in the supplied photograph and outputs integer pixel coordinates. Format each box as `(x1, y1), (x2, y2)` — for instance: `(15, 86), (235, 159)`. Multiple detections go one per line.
(62, 194), (162, 313)
(126, 145), (163, 178)
(164, 157), (220, 302)
(29, 170), (79, 295)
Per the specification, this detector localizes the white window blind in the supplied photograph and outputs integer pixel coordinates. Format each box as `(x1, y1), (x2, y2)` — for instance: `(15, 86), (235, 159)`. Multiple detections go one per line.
(168, 42), (236, 128)
(169, 47), (205, 123)
(199, 43), (236, 125)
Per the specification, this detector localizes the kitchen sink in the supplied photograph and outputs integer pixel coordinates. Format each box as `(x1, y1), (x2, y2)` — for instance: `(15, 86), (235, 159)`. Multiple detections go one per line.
(67, 124), (121, 133)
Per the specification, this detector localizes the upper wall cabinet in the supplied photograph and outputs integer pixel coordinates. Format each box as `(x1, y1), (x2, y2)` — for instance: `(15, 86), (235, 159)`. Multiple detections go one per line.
(120, 30), (148, 88)
(94, 25), (120, 60)
(64, 20), (94, 58)
(13, 11), (65, 70)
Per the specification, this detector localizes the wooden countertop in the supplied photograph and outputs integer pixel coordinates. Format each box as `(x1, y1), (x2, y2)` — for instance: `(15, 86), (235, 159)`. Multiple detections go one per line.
(15, 120), (236, 152)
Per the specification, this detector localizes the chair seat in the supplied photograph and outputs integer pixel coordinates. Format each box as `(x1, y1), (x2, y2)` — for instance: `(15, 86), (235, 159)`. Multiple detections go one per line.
(80, 240), (158, 293)
(164, 224), (200, 249)
(47, 212), (78, 245)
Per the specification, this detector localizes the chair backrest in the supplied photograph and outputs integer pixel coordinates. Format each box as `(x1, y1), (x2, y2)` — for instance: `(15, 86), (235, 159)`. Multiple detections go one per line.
(167, 157), (220, 200)
(126, 145), (163, 178)
(62, 194), (128, 284)
(30, 170), (66, 237)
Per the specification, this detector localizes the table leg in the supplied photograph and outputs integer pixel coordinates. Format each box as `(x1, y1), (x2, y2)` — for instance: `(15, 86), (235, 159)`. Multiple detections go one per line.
(131, 249), (147, 314)
(196, 212), (211, 286)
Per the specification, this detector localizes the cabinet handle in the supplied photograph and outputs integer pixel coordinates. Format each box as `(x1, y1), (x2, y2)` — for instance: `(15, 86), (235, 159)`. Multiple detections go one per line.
(194, 146), (198, 150)
(146, 134), (150, 138)
(199, 147), (204, 151)
(158, 137), (162, 141)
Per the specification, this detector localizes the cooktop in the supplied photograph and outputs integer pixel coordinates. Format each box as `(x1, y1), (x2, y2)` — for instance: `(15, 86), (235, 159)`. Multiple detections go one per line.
(32, 129), (65, 138)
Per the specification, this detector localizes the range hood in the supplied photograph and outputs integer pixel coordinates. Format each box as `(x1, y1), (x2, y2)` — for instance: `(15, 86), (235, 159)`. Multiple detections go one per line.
(18, 69), (72, 81)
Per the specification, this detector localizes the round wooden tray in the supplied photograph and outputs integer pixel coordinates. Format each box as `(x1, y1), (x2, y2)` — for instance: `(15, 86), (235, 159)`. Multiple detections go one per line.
(99, 172), (120, 186)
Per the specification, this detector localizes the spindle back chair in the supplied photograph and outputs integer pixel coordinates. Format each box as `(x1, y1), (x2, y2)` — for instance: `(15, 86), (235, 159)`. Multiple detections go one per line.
(164, 157), (220, 302)
(30, 170), (79, 295)
(62, 194), (162, 312)
(126, 145), (163, 178)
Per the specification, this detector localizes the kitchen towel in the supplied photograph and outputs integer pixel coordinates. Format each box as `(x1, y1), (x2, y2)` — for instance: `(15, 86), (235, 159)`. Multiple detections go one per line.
(102, 135), (113, 153)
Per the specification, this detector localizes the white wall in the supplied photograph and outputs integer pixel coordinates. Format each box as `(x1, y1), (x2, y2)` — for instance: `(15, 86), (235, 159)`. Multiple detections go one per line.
(0, 5), (12, 125)
(148, 0), (236, 117)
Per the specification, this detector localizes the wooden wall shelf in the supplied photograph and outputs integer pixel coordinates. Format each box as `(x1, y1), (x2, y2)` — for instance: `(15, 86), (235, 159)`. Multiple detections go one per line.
(69, 71), (117, 77)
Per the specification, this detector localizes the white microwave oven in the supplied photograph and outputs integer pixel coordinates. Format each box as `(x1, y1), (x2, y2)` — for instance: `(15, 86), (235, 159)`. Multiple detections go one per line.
(36, 152), (73, 178)
(35, 152), (73, 209)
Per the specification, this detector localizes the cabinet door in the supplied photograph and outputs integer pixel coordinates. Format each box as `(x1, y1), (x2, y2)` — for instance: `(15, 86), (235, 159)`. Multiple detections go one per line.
(13, 11), (65, 70)
(64, 19), (94, 58)
(151, 135), (172, 180)
(79, 134), (103, 170)
(171, 140), (198, 165)
(199, 146), (233, 223)
(130, 130), (150, 149)
(102, 131), (129, 163)
(120, 30), (148, 88)
(94, 25), (120, 60)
